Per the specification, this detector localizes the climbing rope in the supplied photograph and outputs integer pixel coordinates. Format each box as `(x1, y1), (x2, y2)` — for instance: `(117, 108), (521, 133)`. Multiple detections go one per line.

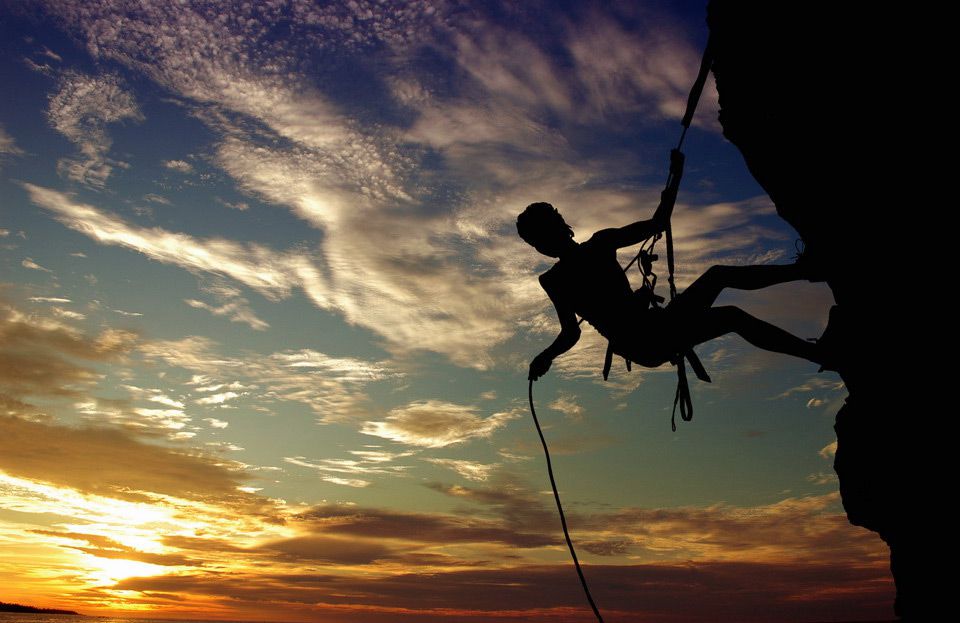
(528, 379), (604, 623)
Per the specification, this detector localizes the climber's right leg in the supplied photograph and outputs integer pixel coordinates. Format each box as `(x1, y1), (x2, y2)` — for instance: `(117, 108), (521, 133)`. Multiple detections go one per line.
(682, 305), (820, 364)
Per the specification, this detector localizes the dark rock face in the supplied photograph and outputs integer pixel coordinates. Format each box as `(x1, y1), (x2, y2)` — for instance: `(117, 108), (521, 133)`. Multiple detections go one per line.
(707, 1), (928, 619)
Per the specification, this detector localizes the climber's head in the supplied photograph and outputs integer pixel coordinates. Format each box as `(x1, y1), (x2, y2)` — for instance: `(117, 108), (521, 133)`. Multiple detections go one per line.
(517, 202), (574, 257)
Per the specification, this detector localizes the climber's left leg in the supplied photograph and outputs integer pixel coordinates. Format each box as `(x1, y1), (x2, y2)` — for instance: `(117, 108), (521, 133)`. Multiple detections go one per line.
(671, 263), (805, 315)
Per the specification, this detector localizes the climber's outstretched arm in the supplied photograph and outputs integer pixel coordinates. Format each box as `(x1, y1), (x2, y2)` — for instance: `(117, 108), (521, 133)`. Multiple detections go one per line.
(529, 278), (581, 380)
(591, 191), (676, 250)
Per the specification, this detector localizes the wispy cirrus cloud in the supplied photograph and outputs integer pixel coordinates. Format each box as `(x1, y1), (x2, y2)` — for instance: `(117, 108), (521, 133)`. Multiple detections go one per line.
(22, 182), (527, 368)
(141, 336), (392, 423)
(284, 453), (412, 489)
(24, 184), (310, 299)
(185, 279), (269, 331)
(425, 458), (498, 482)
(28, 296), (72, 303)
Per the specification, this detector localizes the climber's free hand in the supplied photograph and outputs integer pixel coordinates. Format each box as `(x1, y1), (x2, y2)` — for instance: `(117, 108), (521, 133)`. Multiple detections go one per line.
(529, 352), (553, 381)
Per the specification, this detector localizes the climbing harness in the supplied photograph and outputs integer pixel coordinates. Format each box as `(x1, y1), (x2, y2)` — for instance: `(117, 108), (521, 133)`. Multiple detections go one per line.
(527, 36), (714, 623)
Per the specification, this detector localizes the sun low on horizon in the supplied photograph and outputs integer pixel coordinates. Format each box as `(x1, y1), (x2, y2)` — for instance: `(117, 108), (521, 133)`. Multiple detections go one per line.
(1, 2), (890, 622)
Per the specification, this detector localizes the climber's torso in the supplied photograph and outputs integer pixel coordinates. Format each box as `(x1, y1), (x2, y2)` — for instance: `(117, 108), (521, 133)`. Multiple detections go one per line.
(539, 234), (649, 342)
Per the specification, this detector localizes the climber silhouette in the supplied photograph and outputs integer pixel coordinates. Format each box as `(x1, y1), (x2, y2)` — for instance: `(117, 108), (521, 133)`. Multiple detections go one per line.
(518, 200), (826, 381)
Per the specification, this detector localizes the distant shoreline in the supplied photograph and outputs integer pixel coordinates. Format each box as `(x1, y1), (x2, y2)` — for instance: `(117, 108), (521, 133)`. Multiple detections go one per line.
(0, 602), (80, 615)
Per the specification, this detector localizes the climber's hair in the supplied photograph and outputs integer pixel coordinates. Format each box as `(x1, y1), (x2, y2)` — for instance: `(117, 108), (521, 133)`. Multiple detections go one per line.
(517, 202), (574, 246)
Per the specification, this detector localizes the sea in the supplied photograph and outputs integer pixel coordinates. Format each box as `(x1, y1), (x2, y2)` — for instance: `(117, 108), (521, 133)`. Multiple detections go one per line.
(0, 615), (273, 623)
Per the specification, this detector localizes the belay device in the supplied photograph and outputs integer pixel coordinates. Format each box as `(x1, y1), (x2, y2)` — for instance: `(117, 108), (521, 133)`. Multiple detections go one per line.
(527, 36), (714, 623)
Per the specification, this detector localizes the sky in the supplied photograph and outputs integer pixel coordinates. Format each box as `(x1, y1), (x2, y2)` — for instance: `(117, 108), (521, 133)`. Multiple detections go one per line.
(0, 1), (891, 622)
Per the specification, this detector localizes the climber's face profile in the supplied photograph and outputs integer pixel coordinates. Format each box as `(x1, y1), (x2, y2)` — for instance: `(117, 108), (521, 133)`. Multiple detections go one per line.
(516, 201), (576, 258)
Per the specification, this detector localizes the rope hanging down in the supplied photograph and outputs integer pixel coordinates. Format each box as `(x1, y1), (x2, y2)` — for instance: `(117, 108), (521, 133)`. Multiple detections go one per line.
(526, 37), (714, 623)
(528, 379), (604, 623)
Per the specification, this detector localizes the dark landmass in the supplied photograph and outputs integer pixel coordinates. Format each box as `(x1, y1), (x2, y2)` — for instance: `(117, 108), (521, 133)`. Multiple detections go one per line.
(0, 601), (80, 615)
(708, 0), (935, 620)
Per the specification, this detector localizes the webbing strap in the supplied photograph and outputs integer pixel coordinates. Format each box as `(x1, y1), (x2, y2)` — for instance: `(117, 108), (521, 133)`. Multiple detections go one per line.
(664, 36), (714, 426)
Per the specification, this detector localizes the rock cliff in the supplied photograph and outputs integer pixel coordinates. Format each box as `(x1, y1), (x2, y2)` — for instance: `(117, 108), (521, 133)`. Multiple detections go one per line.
(707, 1), (930, 618)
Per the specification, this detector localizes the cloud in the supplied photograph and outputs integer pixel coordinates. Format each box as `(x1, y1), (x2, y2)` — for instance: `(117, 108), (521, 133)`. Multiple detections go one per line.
(807, 472), (838, 485)
(420, 480), (888, 568)
(120, 384), (186, 412)
(565, 9), (720, 127)
(51, 307), (86, 321)
(46, 70), (142, 188)
(163, 159), (194, 174)
(295, 502), (554, 549)
(205, 441), (244, 452)
(547, 392), (584, 421)
(283, 454), (412, 488)
(24, 184), (519, 369)
(195, 391), (241, 405)
(425, 480), (557, 532)
(21, 258), (52, 272)
(29, 296), (72, 303)
(0, 415), (258, 508)
(30, 529), (195, 567)
(215, 197), (249, 211)
(184, 279), (269, 330)
(0, 123), (24, 159)
(141, 336), (391, 423)
(362, 401), (518, 448)
(425, 458), (498, 482)
(0, 299), (136, 402)
(103, 558), (891, 622)
(258, 534), (394, 565)
(143, 193), (171, 205)
(588, 493), (885, 565)
(24, 184), (307, 298)
(41, 46), (63, 62)
(0, 297), (196, 439)
(773, 375), (846, 408)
